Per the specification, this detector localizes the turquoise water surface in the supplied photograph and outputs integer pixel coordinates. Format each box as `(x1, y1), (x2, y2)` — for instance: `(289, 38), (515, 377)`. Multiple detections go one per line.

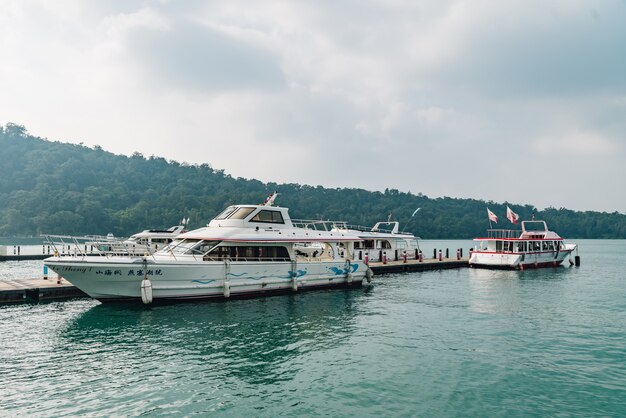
(1, 240), (625, 416)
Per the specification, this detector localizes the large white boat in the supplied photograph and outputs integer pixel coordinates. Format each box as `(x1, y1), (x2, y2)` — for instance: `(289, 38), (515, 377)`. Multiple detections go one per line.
(44, 203), (371, 303)
(292, 220), (420, 263)
(469, 220), (577, 270)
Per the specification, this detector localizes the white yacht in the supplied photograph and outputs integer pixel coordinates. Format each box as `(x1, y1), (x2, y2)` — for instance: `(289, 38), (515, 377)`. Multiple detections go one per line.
(346, 221), (420, 263)
(293, 220), (420, 263)
(469, 220), (578, 269)
(116, 225), (186, 255)
(44, 203), (371, 303)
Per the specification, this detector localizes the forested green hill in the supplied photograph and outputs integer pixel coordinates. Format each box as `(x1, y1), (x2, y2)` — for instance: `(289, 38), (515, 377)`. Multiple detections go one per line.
(1, 123), (624, 238)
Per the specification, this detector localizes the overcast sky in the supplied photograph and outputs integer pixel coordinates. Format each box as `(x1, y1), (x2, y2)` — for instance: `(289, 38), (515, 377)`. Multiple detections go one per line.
(1, 1), (625, 213)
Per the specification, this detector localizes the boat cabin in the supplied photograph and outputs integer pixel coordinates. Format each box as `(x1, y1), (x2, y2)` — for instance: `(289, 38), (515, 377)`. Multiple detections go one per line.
(209, 205), (294, 229)
(159, 204), (359, 262)
(474, 220), (566, 254)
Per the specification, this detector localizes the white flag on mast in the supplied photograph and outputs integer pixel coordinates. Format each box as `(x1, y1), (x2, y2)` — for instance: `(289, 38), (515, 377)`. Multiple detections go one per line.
(506, 206), (519, 224)
(487, 208), (498, 223)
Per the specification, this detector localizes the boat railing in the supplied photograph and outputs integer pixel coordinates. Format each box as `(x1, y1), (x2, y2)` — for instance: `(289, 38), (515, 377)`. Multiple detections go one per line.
(291, 219), (338, 231)
(291, 219), (414, 235)
(41, 234), (155, 259)
(486, 229), (521, 239)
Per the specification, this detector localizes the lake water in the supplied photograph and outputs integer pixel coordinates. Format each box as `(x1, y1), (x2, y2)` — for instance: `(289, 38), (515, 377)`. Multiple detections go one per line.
(1, 240), (625, 416)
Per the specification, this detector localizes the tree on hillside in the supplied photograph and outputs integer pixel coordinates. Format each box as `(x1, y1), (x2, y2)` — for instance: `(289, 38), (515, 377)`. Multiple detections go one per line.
(0, 123), (624, 238)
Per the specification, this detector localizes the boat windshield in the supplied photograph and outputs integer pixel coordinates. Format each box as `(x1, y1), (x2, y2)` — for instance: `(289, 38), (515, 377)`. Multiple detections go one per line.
(162, 239), (220, 255)
(229, 207), (256, 220)
(215, 206), (238, 220)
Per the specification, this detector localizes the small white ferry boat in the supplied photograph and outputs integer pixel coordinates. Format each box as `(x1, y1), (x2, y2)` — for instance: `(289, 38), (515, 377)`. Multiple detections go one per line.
(110, 225), (186, 255)
(336, 221), (420, 263)
(44, 202), (370, 303)
(469, 220), (577, 270)
(293, 220), (420, 263)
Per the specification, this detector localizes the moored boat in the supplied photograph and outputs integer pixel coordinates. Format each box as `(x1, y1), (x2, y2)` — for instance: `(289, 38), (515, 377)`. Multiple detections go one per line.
(469, 220), (577, 270)
(108, 225), (186, 255)
(44, 201), (371, 303)
(292, 220), (420, 263)
(333, 221), (420, 263)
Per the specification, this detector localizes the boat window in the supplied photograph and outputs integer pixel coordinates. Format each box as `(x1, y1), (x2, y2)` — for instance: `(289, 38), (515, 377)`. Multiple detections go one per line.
(195, 241), (220, 255)
(163, 239), (215, 255)
(381, 240), (392, 249)
(229, 207), (256, 220)
(215, 206), (238, 220)
(204, 245), (290, 261)
(496, 241), (503, 252)
(250, 210), (285, 224)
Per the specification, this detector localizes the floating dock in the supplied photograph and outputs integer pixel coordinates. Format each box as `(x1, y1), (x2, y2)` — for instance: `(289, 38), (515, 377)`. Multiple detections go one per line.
(369, 257), (469, 274)
(0, 258), (469, 304)
(0, 278), (87, 303)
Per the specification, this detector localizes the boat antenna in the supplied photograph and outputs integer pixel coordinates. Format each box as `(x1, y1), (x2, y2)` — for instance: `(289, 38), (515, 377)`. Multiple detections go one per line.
(403, 207), (421, 230)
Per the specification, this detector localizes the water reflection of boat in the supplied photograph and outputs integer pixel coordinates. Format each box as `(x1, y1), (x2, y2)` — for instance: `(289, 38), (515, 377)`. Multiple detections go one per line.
(45, 201), (371, 304)
(61, 288), (368, 385)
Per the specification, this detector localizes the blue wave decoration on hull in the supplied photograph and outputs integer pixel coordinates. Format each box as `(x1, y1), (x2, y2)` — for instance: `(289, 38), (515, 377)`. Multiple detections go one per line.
(227, 272), (248, 277)
(192, 279), (216, 284)
(329, 264), (360, 275)
(287, 270), (307, 278)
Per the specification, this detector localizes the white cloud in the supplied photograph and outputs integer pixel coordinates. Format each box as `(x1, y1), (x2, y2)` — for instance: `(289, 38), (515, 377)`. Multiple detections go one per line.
(1, 0), (625, 212)
(531, 131), (620, 156)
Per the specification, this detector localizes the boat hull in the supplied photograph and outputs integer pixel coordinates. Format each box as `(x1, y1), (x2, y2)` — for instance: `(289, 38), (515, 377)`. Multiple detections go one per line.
(44, 256), (367, 302)
(469, 249), (574, 270)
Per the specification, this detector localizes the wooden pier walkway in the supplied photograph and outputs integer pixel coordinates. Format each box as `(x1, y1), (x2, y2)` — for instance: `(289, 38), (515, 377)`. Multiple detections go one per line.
(0, 258), (469, 304)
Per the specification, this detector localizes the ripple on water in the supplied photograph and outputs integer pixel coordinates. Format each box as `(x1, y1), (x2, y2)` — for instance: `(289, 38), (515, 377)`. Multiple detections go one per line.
(1, 240), (626, 416)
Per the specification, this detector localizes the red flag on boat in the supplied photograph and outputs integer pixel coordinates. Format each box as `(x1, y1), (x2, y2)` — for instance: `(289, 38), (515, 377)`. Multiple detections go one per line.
(506, 206), (519, 224)
(487, 208), (498, 223)
(263, 192), (278, 206)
